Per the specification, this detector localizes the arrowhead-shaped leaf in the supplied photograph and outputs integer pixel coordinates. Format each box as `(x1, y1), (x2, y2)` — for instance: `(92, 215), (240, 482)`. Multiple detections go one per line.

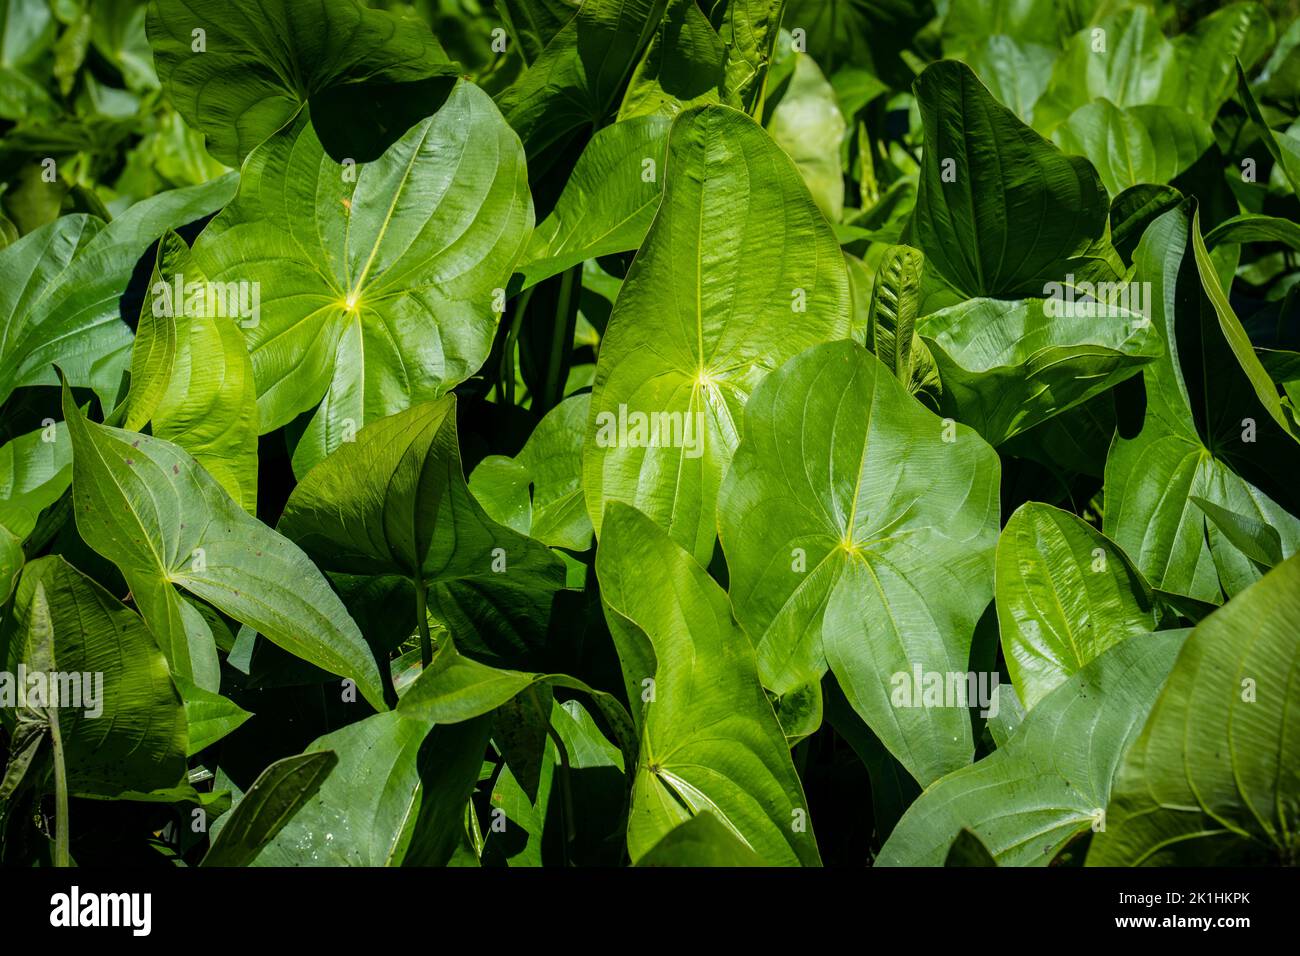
(279, 398), (566, 668)
(1103, 201), (1300, 603)
(718, 339), (1000, 785)
(174, 675), (251, 757)
(60, 379), (385, 708)
(188, 81), (533, 475)
(584, 104), (849, 565)
(398, 638), (636, 773)
(1088, 555), (1300, 866)
(597, 503), (821, 865)
(877, 629), (1188, 866)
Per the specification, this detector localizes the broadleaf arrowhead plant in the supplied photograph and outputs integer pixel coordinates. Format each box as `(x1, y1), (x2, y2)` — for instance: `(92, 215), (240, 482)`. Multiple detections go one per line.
(0, 0), (1296, 874)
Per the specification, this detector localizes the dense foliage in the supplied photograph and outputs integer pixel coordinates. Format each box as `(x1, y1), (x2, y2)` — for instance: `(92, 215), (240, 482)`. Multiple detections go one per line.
(0, 0), (1297, 868)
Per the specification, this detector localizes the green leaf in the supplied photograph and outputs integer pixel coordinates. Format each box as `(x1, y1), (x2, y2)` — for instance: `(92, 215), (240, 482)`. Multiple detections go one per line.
(279, 398), (565, 667)
(718, 340), (1001, 786)
(2, 556), (187, 797)
(584, 104), (849, 565)
(920, 294), (1159, 447)
(1109, 183), (1183, 264)
(864, 244), (940, 407)
(1103, 201), (1300, 603)
(985, 683), (1026, 749)
(636, 811), (767, 866)
(0, 527), (20, 603)
(598, 503), (821, 865)
(996, 503), (1158, 709)
(955, 35), (1057, 126)
(251, 711), (490, 866)
(495, 0), (668, 162)
(90, 0), (158, 92)
(1204, 213), (1300, 252)
(619, 0), (725, 119)
(128, 231), (259, 512)
(173, 674), (251, 756)
(0, 0), (56, 73)
(1190, 496), (1283, 569)
(0, 577), (55, 809)
(469, 457), (532, 536)
(515, 114), (669, 291)
(123, 242), (177, 434)
(783, 0), (935, 88)
(1037, 11), (1178, 134)
(767, 51), (847, 222)
(1175, 4), (1273, 120)
(912, 59), (1118, 299)
(188, 82), (532, 476)
(146, 0), (458, 165)
(1052, 100), (1212, 197)
(942, 0), (1060, 51)
(1237, 59), (1300, 195)
(510, 395), (593, 550)
(470, 394), (593, 551)
(1257, 16), (1300, 109)
(1034, 5), (1272, 132)
(1088, 555), (1300, 866)
(0, 177), (237, 405)
(877, 630), (1188, 866)
(497, 0), (580, 65)
(0, 420), (71, 543)
(717, 0), (786, 113)
(397, 638), (636, 773)
(201, 751), (337, 867)
(60, 379), (386, 709)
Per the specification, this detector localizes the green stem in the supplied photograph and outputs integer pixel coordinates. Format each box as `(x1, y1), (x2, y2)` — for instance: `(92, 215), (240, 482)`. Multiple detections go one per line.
(415, 578), (432, 668)
(501, 287), (532, 406)
(542, 264), (582, 414)
(48, 710), (69, 867)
